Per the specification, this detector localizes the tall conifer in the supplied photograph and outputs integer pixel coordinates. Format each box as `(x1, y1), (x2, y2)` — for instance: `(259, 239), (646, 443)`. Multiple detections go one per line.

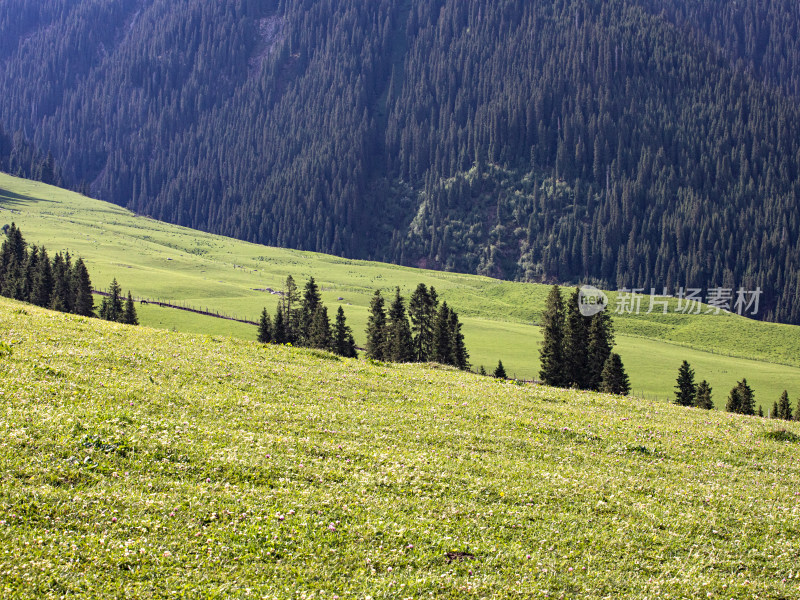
(539, 285), (566, 386)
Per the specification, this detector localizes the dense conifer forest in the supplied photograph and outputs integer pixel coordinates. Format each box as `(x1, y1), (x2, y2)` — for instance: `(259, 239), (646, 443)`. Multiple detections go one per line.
(2, 0), (800, 322)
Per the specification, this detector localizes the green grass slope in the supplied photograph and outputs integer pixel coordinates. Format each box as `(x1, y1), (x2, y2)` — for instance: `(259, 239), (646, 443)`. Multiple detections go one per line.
(3, 172), (800, 406)
(1, 298), (799, 598)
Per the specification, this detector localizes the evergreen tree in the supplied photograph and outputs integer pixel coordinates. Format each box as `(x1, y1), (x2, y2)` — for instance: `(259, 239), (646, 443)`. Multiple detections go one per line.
(795, 396), (800, 422)
(758, 405), (764, 418)
(31, 246), (53, 308)
(727, 379), (755, 415)
(50, 252), (71, 312)
(600, 353), (630, 395)
(282, 275), (301, 344)
(0, 222), (26, 297)
(257, 307), (273, 343)
(674, 361), (697, 407)
(333, 306), (357, 358)
(448, 309), (470, 370)
(771, 401), (779, 419)
(21, 245), (39, 302)
(433, 301), (454, 365)
(300, 277), (322, 344)
(272, 305), (287, 344)
(309, 305), (332, 350)
(479, 365), (487, 376)
(387, 287), (413, 362)
(122, 291), (139, 325)
(494, 360), (507, 379)
(694, 380), (714, 410)
(563, 287), (590, 388)
(539, 285), (566, 387)
(587, 309), (614, 391)
(409, 283), (438, 362)
(99, 278), (123, 322)
(71, 258), (94, 317)
(778, 390), (793, 420)
(365, 290), (388, 360)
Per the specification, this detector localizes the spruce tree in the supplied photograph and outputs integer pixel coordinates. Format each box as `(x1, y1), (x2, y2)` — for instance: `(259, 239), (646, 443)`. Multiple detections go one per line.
(409, 283), (437, 362)
(257, 307), (273, 343)
(50, 252), (71, 312)
(122, 291), (139, 325)
(31, 246), (53, 308)
(448, 309), (470, 370)
(0, 222), (26, 297)
(778, 390), (792, 420)
(726, 385), (742, 414)
(737, 379), (755, 416)
(563, 287), (590, 388)
(694, 380), (714, 410)
(795, 397), (800, 422)
(300, 276), (322, 344)
(674, 361), (696, 406)
(387, 287), (413, 362)
(494, 360), (507, 379)
(587, 309), (614, 390)
(539, 285), (566, 387)
(771, 401), (779, 419)
(282, 275), (301, 343)
(309, 305), (332, 350)
(71, 258), (94, 317)
(333, 306), (357, 358)
(479, 365), (487, 376)
(600, 353), (630, 395)
(21, 245), (39, 302)
(272, 305), (287, 344)
(433, 301), (454, 365)
(100, 278), (123, 322)
(758, 405), (764, 418)
(365, 290), (388, 360)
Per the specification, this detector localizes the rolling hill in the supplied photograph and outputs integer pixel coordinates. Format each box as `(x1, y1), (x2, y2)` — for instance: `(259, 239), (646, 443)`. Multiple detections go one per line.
(3, 172), (800, 408)
(1, 296), (799, 597)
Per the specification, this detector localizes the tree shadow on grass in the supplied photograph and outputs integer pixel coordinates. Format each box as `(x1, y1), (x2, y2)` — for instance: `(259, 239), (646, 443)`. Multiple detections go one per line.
(0, 186), (56, 210)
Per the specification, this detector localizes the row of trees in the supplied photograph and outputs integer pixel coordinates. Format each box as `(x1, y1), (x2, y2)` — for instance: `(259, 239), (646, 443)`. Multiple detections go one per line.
(365, 284), (469, 370)
(256, 276), (357, 358)
(0, 223), (137, 325)
(0, 223), (93, 315)
(675, 360), (800, 420)
(539, 285), (629, 395)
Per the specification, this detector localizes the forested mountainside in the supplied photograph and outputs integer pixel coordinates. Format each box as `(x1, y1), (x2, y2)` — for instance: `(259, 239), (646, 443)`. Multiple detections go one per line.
(2, 0), (800, 322)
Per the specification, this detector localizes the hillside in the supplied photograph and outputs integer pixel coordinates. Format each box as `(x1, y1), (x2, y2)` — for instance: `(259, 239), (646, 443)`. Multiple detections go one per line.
(1, 297), (799, 597)
(4, 172), (800, 407)
(2, 0), (800, 322)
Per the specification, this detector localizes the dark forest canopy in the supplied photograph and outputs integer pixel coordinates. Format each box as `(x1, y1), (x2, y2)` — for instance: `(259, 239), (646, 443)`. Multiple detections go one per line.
(2, 0), (800, 322)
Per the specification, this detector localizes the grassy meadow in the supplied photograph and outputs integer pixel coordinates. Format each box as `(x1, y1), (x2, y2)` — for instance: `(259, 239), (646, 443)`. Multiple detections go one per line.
(3, 172), (800, 407)
(2, 298), (800, 598)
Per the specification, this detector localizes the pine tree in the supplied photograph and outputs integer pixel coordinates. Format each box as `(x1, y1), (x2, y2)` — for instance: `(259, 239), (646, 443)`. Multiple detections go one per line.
(300, 276), (322, 344)
(100, 278), (123, 322)
(587, 309), (614, 390)
(674, 361), (697, 406)
(539, 285), (566, 387)
(433, 301), (453, 365)
(563, 287), (590, 388)
(726, 385), (742, 414)
(600, 353), (630, 395)
(778, 390), (792, 420)
(282, 275), (301, 343)
(122, 291), (139, 325)
(309, 305), (332, 350)
(387, 287), (413, 362)
(365, 290), (388, 360)
(31, 246), (53, 308)
(727, 379), (755, 415)
(257, 308), (273, 343)
(409, 283), (437, 362)
(71, 258), (94, 317)
(694, 380), (714, 410)
(272, 305), (287, 344)
(494, 360), (507, 379)
(333, 306), (357, 358)
(448, 309), (470, 370)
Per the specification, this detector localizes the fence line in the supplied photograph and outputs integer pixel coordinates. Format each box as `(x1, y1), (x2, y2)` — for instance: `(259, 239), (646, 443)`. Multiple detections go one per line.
(92, 290), (258, 326)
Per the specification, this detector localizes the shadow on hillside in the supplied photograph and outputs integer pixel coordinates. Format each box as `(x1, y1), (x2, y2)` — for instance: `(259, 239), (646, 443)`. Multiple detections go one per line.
(0, 187), (55, 209)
